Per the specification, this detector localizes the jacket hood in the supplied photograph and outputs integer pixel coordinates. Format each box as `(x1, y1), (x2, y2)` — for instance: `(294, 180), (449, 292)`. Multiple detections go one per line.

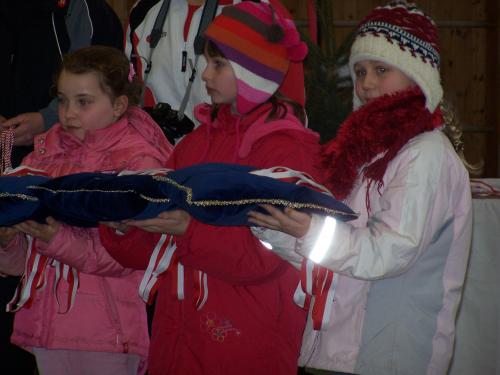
(194, 103), (319, 159)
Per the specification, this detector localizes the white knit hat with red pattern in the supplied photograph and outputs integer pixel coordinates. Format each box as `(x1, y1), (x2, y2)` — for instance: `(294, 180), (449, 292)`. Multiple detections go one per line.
(349, 1), (442, 112)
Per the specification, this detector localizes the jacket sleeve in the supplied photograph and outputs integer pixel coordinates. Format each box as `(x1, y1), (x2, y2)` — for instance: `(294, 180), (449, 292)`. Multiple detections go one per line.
(36, 225), (133, 276)
(296, 134), (471, 280)
(0, 235), (27, 276)
(98, 225), (162, 270)
(174, 129), (321, 284)
(85, 0), (124, 51)
(251, 227), (301, 270)
(175, 219), (288, 285)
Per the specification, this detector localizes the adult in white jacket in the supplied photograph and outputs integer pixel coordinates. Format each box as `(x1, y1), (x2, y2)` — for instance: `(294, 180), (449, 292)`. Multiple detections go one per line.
(249, 2), (472, 375)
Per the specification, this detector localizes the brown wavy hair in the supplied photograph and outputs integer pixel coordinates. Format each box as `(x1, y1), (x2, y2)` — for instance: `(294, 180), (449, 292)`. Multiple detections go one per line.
(57, 46), (142, 106)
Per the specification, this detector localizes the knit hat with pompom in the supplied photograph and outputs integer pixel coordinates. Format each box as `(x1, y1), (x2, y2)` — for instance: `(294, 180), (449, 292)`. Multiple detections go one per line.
(204, 1), (308, 114)
(349, 0), (442, 112)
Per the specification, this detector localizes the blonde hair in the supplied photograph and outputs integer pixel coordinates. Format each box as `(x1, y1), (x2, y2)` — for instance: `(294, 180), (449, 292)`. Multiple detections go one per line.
(440, 100), (483, 176)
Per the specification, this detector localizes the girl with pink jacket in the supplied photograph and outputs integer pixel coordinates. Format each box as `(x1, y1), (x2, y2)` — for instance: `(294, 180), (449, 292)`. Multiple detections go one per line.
(0, 46), (173, 375)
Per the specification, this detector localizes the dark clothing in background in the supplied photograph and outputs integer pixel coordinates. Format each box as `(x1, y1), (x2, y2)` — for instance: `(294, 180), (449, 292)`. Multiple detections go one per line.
(0, 1), (123, 373)
(0, 0), (123, 166)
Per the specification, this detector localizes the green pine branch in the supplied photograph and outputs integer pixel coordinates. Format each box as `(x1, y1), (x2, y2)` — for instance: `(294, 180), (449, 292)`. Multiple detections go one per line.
(301, 1), (354, 142)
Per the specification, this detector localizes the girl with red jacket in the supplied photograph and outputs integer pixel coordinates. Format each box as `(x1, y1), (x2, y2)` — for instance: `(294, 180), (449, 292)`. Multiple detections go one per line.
(0, 46), (173, 374)
(100, 2), (320, 374)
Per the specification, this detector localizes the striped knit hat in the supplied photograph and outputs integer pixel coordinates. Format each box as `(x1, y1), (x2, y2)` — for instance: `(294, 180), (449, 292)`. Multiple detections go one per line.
(204, 1), (307, 114)
(349, 1), (443, 112)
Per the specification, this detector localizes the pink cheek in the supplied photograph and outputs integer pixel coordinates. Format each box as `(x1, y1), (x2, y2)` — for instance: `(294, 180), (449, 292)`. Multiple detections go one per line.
(354, 83), (363, 98)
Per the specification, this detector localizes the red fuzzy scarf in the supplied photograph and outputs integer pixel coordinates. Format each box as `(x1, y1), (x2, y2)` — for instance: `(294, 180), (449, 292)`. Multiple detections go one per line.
(322, 87), (442, 201)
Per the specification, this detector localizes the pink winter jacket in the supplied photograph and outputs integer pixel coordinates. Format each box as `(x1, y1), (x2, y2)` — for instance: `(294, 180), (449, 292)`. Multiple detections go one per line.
(3, 107), (172, 367)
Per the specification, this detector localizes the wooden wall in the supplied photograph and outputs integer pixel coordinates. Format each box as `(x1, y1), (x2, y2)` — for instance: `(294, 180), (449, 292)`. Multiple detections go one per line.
(283, 0), (499, 177)
(106, 0), (136, 26)
(108, 0), (500, 177)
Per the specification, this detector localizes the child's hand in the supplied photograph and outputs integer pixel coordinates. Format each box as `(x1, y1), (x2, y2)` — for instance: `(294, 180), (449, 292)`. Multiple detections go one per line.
(100, 221), (130, 234)
(248, 204), (312, 238)
(14, 217), (60, 243)
(0, 227), (20, 247)
(125, 210), (191, 235)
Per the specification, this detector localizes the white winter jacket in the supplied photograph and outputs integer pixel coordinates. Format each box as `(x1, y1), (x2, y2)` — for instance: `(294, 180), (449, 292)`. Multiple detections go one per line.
(256, 129), (472, 375)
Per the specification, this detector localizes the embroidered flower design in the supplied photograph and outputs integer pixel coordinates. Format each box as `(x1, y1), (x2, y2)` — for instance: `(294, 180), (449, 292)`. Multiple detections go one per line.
(201, 312), (241, 343)
(212, 327), (227, 343)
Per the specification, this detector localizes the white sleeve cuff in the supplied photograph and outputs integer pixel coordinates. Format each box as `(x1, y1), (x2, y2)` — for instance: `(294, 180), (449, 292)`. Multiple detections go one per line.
(296, 214), (343, 265)
(250, 226), (303, 269)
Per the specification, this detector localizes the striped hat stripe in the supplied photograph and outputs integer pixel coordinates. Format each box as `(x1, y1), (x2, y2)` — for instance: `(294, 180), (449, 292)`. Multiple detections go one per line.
(219, 43), (285, 84)
(226, 2), (276, 25)
(206, 23), (288, 72)
(222, 6), (274, 35)
(233, 63), (278, 98)
(237, 82), (274, 109)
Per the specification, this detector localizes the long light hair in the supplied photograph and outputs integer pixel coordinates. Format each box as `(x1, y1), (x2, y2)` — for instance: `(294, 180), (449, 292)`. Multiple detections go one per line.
(440, 100), (483, 176)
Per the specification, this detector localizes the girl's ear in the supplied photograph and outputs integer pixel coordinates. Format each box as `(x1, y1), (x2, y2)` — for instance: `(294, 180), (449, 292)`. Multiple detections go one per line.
(113, 95), (129, 119)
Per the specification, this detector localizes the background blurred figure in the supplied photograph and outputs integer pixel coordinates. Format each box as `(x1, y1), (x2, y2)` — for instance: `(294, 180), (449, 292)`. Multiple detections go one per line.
(0, 0), (123, 166)
(126, 0), (234, 142)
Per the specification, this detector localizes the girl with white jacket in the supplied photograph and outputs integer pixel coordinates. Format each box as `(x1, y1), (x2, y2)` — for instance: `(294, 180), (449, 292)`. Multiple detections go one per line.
(249, 2), (472, 374)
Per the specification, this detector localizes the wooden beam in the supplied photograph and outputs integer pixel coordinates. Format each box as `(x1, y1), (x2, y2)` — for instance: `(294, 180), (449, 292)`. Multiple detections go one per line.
(106, 0), (131, 27)
(295, 20), (496, 28)
(485, 0), (499, 176)
(497, 0), (500, 176)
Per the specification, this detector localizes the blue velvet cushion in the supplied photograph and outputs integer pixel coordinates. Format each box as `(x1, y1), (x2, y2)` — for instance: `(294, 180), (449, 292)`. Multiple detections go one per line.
(28, 172), (175, 227)
(0, 174), (49, 226)
(159, 163), (356, 225)
(1, 163), (356, 227)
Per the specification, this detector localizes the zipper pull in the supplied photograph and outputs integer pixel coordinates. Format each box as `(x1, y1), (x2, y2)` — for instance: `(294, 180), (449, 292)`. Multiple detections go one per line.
(181, 51), (187, 72)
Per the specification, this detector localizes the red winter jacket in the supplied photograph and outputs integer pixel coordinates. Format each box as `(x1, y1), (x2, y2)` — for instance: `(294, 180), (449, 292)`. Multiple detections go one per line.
(100, 103), (322, 375)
